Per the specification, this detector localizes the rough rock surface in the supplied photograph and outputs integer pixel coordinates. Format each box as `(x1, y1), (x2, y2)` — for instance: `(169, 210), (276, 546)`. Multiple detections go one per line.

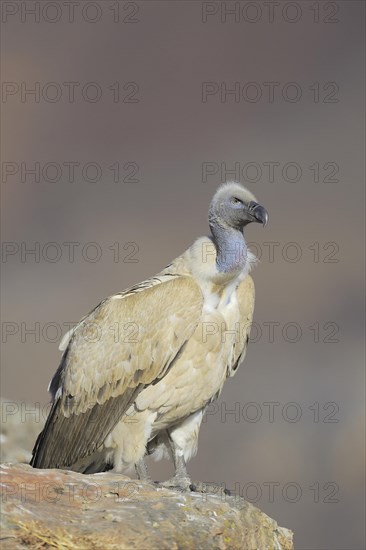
(1, 463), (293, 550)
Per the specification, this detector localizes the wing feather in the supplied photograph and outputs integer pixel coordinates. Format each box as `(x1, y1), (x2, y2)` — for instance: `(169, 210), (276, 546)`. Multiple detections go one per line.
(227, 274), (255, 377)
(31, 276), (203, 468)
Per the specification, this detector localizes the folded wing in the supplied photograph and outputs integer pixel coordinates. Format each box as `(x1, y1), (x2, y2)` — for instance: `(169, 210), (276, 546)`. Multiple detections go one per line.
(31, 276), (203, 469)
(227, 274), (255, 377)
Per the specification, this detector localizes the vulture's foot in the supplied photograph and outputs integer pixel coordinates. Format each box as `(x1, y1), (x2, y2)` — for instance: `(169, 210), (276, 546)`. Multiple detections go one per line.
(139, 475), (154, 485)
(157, 476), (192, 492)
(189, 481), (232, 496)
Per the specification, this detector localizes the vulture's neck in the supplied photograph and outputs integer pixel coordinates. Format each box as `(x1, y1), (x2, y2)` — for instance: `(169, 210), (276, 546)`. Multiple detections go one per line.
(210, 220), (247, 274)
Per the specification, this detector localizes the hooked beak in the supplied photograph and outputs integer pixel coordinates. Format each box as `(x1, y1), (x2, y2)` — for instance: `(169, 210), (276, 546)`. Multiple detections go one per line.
(248, 202), (269, 226)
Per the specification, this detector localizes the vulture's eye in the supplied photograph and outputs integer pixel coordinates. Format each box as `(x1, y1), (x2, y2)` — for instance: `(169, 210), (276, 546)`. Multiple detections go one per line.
(232, 197), (243, 205)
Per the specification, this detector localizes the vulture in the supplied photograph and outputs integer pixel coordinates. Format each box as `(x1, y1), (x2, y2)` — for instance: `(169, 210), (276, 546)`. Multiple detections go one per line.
(31, 182), (268, 490)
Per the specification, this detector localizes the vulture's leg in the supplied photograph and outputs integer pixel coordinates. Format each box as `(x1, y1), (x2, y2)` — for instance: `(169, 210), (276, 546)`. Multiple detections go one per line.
(159, 409), (231, 495)
(158, 410), (205, 491)
(158, 435), (192, 491)
(135, 458), (152, 483)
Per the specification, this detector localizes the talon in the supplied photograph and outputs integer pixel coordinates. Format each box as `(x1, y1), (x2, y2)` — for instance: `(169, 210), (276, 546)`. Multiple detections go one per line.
(157, 476), (192, 492)
(190, 481), (229, 494)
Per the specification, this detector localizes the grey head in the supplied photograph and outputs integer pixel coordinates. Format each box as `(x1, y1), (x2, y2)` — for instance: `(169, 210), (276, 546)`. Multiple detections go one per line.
(209, 182), (268, 230)
(208, 182), (268, 273)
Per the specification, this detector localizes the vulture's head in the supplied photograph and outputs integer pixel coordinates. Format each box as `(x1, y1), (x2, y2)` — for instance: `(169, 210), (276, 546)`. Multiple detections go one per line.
(209, 182), (268, 231)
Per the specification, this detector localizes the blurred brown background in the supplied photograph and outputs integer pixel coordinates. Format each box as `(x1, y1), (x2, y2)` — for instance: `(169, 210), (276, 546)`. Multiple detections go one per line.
(1, 1), (365, 548)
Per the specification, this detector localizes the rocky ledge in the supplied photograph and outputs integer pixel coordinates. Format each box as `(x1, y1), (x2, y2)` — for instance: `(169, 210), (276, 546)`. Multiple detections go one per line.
(1, 462), (293, 549)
